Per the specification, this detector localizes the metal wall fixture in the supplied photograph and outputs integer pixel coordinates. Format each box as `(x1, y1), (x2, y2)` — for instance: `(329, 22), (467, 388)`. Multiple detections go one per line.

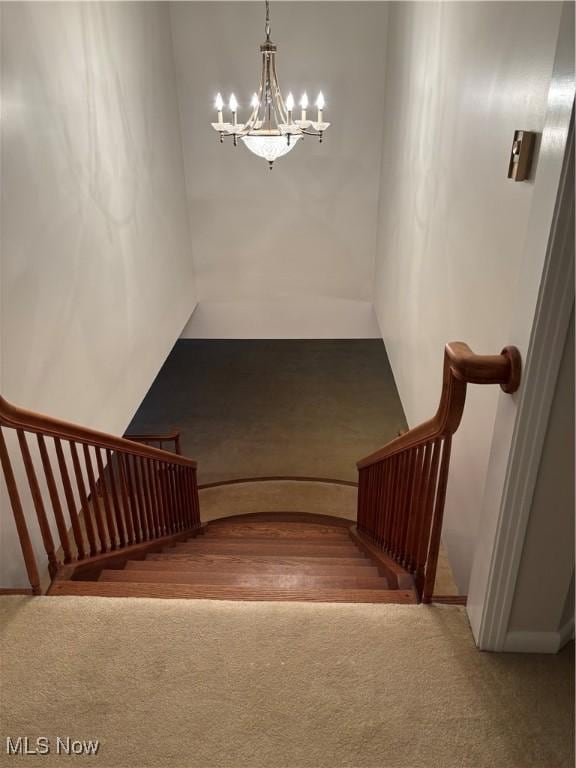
(211, 0), (330, 169)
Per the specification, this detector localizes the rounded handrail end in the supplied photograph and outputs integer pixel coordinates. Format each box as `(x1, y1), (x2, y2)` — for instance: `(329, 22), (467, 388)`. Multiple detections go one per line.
(500, 345), (522, 394)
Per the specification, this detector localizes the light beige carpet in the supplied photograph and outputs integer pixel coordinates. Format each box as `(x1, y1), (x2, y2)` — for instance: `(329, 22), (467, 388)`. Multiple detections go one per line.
(1, 597), (573, 768)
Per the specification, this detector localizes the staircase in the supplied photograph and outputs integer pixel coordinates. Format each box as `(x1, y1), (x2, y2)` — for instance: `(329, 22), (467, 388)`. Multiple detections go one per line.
(0, 342), (521, 603)
(49, 513), (418, 602)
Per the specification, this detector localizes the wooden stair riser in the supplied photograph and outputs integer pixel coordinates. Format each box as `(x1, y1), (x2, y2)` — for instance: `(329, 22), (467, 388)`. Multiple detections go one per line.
(50, 580), (417, 603)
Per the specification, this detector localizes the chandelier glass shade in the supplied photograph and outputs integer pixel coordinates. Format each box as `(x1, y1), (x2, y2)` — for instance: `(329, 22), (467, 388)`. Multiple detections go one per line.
(211, 0), (330, 169)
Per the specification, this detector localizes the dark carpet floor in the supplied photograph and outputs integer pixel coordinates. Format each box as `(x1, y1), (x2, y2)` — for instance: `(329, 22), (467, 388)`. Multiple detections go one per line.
(127, 340), (407, 484)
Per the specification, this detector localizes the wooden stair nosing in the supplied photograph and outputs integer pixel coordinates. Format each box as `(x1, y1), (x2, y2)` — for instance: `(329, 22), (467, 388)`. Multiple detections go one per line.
(125, 560), (379, 576)
(49, 580), (417, 603)
(170, 542), (363, 557)
(146, 553), (375, 567)
(98, 569), (389, 589)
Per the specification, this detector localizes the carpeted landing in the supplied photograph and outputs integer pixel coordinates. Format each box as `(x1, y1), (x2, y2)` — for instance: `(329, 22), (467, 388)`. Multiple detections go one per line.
(0, 597), (573, 768)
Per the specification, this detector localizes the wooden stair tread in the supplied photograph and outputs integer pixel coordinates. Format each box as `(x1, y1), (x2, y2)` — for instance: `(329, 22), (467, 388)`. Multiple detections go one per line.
(50, 580), (416, 603)
(99, 569), (389, 589)
(146, 553), (374, 567)
(170, 541), (363, 557)
(203, 523), (351, 539)
(126, 559), (377, 575)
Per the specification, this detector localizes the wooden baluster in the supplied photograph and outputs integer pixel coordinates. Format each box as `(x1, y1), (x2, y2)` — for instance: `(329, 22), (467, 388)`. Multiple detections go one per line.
(386, 454), (400, 557)
(176, 466), (186, 529)
(360, 468), (368, 534)
(360, 467), (369, 536)
(124, 455), (142, 543)
(54, 438), (86, 559)
(168, 466), (181, 531)
(371, 465), (380, 545)
(415, 440), (441, 597)
(16, 429), (59, 577)
(69, 442), (98, 557)
(37, 434), (72, 564)
(402, 447), (417, 569)
(389, 452), (404, 558)
(151, 460), (167, 536)
(150, 460), (166, 536)
(175, 434), (182, 455)
(372, 465), (380, 541)
(405, 445), (425, 573)
(177, 467), (189, 528)
(133, 456), (151, 541)
(394, 452), (411, 560)
(95, 448), (117, 550)
(357, 468), (366, 531)
(186, 467), (196, 527)
(410, 442), (432, 578)
(0, 428), (41, 593)
(386, 454), (399, 556)
(191, 467), (200, 527)
(177, 467), (188, 528)
(82, 444), (108, 553)
(157, 462), (171, 533)
(117, 454), (136, 545)
(174, 466), (184, 530)
(142, 459), (160, 538)
(422, 437), (452, 603)
(173, 466), (184, 530)
(106, 451), (126, 547)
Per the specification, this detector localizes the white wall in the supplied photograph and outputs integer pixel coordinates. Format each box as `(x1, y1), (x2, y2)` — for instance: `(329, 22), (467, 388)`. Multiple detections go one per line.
(373, 1), (563, 590)
(171, 2), (387, 339)
(0, 2), (196, 587)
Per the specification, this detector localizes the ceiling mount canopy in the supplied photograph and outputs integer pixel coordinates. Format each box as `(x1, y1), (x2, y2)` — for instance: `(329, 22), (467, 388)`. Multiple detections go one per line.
(211, 0), (330, 169)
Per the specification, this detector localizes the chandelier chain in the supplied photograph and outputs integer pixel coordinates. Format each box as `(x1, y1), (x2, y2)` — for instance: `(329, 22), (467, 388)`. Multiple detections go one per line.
(265, 0), (271, 41)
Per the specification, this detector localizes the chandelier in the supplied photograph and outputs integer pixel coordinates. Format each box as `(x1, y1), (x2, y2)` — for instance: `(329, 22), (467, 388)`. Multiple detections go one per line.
(211, 0), (330, 169)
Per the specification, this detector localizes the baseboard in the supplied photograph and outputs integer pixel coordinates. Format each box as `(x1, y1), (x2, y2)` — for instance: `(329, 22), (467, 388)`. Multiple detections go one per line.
(503, 619), (574, 654)
(180, 298), (381, 339)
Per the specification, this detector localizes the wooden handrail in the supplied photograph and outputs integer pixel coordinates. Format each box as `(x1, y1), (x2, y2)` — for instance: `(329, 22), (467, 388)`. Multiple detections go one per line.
(356, 342), (521, 603)
(0, 397), (194, 467)
(357, 343), (521, 469)
(0, 396), (200, 594)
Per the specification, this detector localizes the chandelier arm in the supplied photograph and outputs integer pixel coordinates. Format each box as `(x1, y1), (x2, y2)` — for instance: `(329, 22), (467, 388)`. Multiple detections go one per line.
(269, 51), (288, 125)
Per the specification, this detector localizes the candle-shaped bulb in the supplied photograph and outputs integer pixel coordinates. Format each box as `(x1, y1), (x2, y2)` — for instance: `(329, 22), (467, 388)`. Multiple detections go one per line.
(316, 91), (325, 123)
(251, 93), (259, 109)
(215, 92), (224, 124)
(229, 93), (238, 126)
(300, 92), (308, 122)
(286, 92), (295, 113)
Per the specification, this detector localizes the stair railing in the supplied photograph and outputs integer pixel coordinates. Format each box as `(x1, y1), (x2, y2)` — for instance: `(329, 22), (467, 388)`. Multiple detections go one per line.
(0, 397), (200, 594)
(356, 342), (521, 603)
(124, 431), (182, 455)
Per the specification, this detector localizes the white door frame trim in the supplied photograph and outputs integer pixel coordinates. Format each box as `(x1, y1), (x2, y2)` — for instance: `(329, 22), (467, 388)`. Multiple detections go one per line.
(467, 2), (575, 652)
